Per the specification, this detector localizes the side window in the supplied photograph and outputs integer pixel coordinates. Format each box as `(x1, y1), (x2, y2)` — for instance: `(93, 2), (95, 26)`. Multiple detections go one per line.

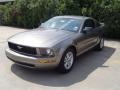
(84, 19), (95, 28)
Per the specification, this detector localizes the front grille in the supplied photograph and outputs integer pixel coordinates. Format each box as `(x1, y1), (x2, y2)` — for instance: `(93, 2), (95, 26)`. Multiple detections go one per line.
(8, 42), (37, 56)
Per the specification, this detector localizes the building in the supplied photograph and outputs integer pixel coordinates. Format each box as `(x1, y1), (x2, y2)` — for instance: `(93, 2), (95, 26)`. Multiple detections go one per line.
(0, 0), (14, 4)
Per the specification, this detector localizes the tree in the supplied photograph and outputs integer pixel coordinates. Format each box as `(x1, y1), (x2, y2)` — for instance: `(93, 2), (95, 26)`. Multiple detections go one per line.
(1, 0), (120, 38)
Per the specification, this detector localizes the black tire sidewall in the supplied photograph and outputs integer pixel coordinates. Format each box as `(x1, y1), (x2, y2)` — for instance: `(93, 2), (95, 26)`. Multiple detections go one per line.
(99, 37), (104, 49)
(95, 37), (104, 50)
(57, 48), (76, 73)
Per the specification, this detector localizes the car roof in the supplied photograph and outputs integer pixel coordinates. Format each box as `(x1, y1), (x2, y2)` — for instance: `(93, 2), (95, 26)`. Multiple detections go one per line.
(54, 15), (90, 20)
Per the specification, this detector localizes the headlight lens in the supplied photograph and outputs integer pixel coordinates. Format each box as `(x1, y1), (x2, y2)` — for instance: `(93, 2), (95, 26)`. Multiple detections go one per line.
(39, 48), (55, 57)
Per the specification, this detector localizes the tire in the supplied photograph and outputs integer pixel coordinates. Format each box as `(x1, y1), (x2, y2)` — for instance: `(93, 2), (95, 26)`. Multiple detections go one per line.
(57, 48), (76, 73)
(95, 37), (104, 51)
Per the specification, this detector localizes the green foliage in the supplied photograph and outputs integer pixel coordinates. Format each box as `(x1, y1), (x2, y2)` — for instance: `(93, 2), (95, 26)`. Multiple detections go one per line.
(2, 0), (59, 28)
(0, 0), (120, 38)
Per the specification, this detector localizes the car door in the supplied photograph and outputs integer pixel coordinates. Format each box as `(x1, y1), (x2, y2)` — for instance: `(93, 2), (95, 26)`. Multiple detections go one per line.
(76, 19), (96, 54)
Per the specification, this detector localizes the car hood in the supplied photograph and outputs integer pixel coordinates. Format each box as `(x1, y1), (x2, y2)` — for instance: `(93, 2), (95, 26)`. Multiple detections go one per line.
(8, 28), (75, 47)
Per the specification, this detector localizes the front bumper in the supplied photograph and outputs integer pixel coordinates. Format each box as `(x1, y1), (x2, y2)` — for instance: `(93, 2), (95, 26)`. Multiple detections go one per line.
(6, 48), (60, 69)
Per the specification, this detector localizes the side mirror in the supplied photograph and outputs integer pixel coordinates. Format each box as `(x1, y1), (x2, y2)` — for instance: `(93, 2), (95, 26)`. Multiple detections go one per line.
(82, 27), (93, 33)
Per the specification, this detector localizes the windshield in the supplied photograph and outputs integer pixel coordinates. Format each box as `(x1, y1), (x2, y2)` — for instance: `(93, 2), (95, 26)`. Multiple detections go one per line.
(40, 17), (81, 32)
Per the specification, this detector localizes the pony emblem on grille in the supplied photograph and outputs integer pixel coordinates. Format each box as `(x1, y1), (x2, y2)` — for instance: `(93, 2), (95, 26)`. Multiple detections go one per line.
(17, 46), (23, 49)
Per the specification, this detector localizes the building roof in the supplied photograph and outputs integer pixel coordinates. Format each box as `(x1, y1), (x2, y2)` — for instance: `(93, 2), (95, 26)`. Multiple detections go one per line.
(0, 0), (14, 2)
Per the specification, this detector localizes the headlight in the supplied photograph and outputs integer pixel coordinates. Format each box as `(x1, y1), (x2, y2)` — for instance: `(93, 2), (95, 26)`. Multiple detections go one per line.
(39, 48), (55, 57)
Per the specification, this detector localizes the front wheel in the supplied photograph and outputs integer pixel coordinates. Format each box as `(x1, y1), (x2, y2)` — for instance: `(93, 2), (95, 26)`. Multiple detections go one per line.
(95, 37), (104, 51)
(57, 48), (76, 73)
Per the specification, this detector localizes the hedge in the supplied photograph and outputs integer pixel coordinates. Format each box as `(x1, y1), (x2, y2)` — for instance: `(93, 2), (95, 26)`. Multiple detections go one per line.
(0, 0), (120, 38)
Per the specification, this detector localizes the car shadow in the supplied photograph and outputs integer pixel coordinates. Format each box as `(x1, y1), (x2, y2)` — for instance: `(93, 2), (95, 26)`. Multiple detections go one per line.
(11, 46), (115, 87)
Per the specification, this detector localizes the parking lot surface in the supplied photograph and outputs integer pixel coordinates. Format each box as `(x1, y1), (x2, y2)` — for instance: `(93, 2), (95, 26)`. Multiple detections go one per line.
(0, 26), (120, 90)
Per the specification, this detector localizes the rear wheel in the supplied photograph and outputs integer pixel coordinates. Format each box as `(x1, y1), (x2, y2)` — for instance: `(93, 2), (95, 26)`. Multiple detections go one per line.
(95, 37), (104, 51)
(57, 48), (76, 73)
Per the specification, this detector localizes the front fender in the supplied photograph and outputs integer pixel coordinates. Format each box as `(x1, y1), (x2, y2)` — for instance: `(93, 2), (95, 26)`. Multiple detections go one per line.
(56, 38), (76, 63)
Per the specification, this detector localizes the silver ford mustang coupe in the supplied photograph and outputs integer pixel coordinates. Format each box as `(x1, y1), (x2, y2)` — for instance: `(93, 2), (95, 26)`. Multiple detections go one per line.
(6, 16), (104, 73)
